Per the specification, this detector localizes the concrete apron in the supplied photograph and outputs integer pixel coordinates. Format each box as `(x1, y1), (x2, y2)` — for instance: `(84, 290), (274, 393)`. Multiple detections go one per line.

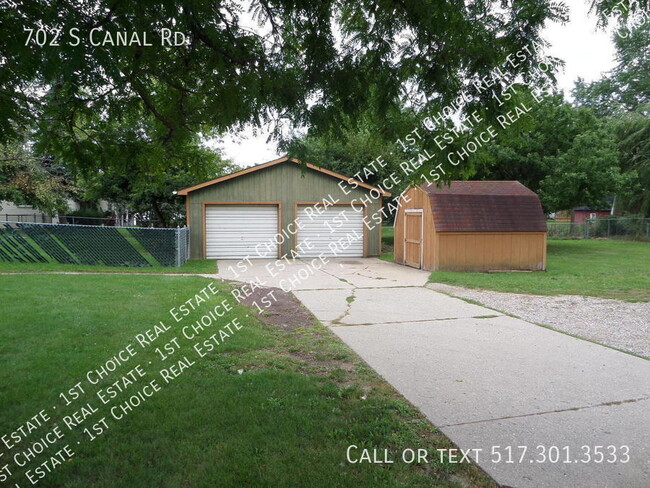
(217, 258), (650, 488)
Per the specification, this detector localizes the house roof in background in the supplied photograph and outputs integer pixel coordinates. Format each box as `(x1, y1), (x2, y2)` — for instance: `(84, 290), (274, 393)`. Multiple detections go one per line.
(177, 156), (391, 196)
(421, 181), (547, 233)
(574, 196), (614, 212)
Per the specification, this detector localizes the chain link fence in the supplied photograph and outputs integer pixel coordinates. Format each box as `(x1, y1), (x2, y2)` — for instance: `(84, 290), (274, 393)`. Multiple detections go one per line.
(0, 222), (190, 267)
(547, 218), (650, 241)
(0, 213), (53, 223)
(0, 214), (167, 226)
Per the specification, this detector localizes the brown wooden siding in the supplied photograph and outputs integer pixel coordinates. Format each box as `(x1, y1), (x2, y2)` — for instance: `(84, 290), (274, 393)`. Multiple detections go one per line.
(394, 186), (437, 270)
(404, 211), (423, 267)
(436, 232), (546, 271)
(395, 186), (546, 271)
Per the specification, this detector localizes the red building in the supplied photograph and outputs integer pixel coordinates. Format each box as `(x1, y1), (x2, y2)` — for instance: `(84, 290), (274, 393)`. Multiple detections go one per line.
(571, 206), (613, 223)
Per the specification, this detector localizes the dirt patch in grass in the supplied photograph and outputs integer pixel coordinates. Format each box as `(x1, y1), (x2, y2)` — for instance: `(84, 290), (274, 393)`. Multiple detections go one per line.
(233, 284), (359, 373)
(234, 284), (317, 331)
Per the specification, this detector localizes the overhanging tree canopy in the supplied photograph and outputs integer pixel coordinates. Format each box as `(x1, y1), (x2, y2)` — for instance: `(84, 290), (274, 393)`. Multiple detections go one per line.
(1, 1), (573, 158)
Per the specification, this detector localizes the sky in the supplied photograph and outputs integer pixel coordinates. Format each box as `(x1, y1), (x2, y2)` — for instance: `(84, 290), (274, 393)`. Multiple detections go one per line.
(217, 1), (617, 168)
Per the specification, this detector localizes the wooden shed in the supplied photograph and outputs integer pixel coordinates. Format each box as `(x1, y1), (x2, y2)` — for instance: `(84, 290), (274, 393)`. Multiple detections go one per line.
(394, 181), (547, 271)
(177, 157), (390, 260)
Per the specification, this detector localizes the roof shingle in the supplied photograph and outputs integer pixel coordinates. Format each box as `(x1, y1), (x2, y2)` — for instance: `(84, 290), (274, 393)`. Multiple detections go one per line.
(421, 181), (547, 233)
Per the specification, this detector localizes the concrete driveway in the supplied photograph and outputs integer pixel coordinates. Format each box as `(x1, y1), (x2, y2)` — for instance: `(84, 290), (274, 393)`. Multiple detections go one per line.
(217, 258), (650, 488)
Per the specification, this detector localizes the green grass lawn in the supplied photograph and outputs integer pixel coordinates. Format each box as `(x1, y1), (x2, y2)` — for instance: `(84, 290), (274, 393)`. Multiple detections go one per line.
(0, 259), (217, 274)
(380, 225), (395, 262)
(0, 274), (493, 488)
(430, 240), (650, 301)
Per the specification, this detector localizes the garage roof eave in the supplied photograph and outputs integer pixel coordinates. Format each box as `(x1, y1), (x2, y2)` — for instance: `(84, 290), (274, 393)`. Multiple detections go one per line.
(176, 156), (391, 197)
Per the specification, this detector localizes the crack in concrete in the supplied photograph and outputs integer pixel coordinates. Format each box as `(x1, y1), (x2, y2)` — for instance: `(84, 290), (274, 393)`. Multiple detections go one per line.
(294, 285), (425, 291)
(355, 285), (426, 289)
(349, 264), (371, 274)
(330, 289), (357, 324)
(329, 315), (504, 327)
(440, 396), (650, 428)
(352, 265), (399, 283)
(291, 287), (350, 291)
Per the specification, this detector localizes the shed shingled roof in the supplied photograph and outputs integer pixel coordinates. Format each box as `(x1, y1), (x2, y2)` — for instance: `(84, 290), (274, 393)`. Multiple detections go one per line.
(421, 181), (547, 233)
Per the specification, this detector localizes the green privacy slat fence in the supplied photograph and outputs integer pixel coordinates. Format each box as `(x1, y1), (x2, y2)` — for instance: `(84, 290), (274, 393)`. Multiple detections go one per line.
(0, 226), (48, 263)
(20, 223), (77, 264)
(126, 228), (177, 267)
(0, 222), (190, 267)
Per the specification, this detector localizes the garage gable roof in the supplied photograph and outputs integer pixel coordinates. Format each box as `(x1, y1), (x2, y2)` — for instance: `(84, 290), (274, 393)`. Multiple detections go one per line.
(177, 156), (391, 196)
(421, 181), (547, 233)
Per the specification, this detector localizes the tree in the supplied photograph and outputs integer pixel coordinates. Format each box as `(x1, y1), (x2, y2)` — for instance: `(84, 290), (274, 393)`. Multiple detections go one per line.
(0, 138), (76, 214)
(573, 77), (621, 117)
(472, 94), (588, 190)
(82, 143), (236, 227)
(468, 92), (632, 211)
(1, 0), (571, 177)
(572, 21), (649, 215)
(538, 124), (634, 212)
(590, 0), (650, 29)
(573, 22), (649, 115)
(614, 105), (650, 215)
(29, 95), (235, 226)
(281, 105), (422, 195)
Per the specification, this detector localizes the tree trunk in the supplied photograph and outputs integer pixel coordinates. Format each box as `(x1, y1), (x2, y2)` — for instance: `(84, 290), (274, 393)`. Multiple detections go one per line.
(57, 210), (68, 224)
(151, 199), (167, 228)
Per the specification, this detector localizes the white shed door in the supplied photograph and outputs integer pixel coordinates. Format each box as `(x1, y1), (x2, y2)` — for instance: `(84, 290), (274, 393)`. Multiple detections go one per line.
(296, 205), (364, 257)
(205, 205), (278, 259)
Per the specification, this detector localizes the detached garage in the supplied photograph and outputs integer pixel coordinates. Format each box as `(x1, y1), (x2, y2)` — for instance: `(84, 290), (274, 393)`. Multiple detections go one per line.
(178, 157), (390, 260)
(395, 181), (547, 272)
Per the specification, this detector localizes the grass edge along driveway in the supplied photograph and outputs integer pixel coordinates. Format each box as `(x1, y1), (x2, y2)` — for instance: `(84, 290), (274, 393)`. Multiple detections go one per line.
(0, 259), (217, 274)
(428, 240), (650, 302)
(0, 273), (495, 488)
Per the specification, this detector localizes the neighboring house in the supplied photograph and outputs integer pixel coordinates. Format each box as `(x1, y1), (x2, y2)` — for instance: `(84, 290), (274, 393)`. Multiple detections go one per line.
(571, 206), (613, 224)
(547, 210), (571, 222)
(0, 199), (113, 224)
(0, 201), (55, 223)
(177, 156), (390, 260)
(394, 181), (547, 272)
(550, 198), (615, 224)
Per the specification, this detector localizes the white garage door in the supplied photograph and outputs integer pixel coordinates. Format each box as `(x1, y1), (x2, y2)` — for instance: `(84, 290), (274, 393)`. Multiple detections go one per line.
(296, 205), (364, 257)
(205, 205), (278, 259)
